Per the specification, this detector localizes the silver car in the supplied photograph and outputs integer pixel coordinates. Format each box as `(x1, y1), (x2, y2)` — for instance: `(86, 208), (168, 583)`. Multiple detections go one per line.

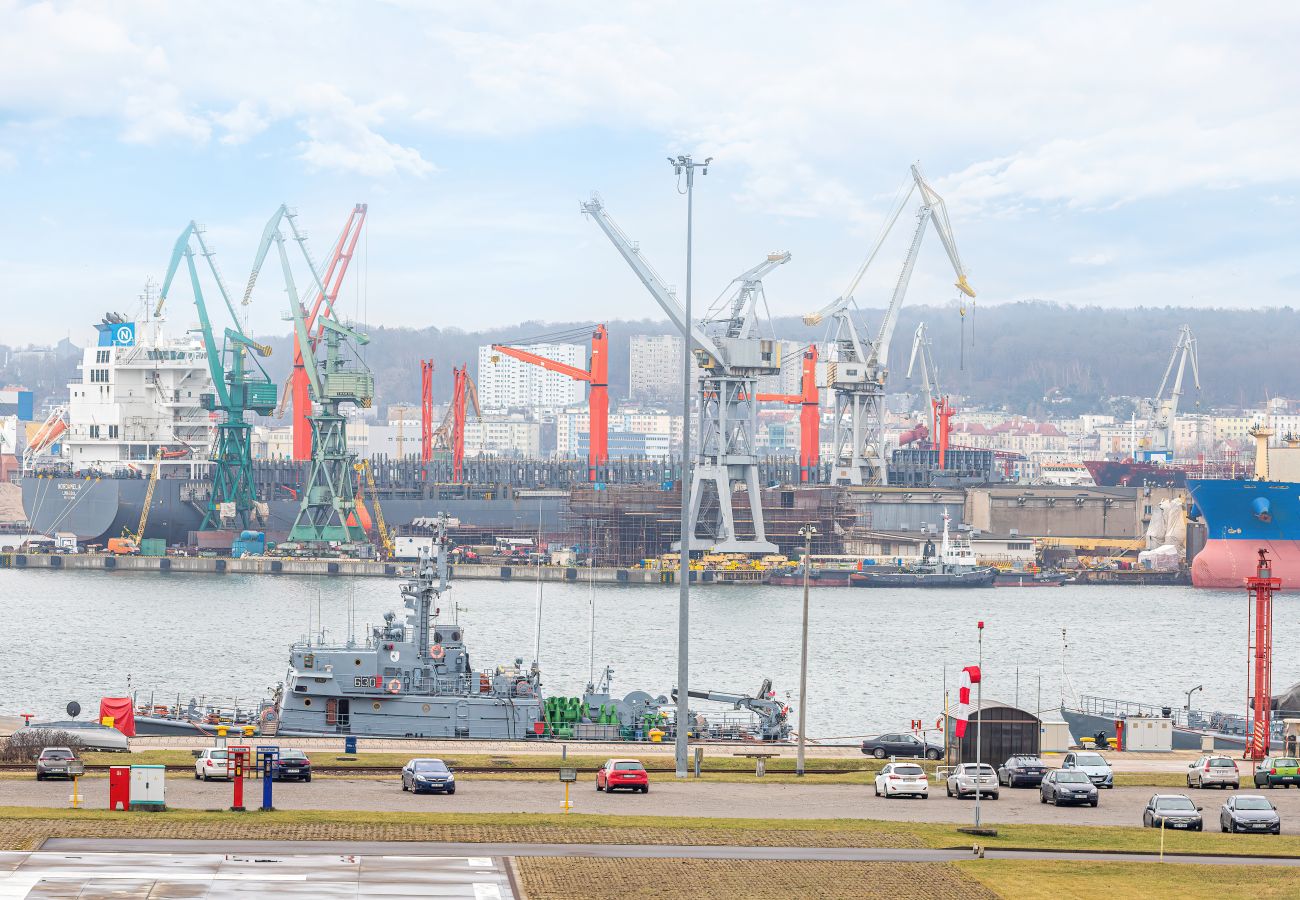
(1188, 755), (1240, 789)
(35, 747), (84, 780)
(946, 763), (999, 799)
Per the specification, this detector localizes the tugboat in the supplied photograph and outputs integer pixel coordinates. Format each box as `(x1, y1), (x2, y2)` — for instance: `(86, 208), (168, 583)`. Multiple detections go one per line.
(851, 512), (995, 588)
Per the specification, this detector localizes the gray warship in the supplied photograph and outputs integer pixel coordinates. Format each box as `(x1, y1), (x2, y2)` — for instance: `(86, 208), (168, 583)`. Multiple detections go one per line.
(131, 521), (792, 743)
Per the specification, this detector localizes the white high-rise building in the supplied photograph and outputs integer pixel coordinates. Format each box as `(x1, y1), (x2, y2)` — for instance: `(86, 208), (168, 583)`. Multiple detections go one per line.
(477, 343), (586, 411)
(628, 334), (683, 402)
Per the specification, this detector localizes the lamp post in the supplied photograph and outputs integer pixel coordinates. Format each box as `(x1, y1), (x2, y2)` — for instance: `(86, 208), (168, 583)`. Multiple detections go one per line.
(669, 153), (710, 779)
(975, 620), (985, 829)
(1185, 684), (1203, 723)
(796, 523), (818, 776)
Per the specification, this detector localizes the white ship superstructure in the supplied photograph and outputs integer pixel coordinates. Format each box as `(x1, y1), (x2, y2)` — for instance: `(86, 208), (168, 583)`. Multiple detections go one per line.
(63, 309), (215, 479)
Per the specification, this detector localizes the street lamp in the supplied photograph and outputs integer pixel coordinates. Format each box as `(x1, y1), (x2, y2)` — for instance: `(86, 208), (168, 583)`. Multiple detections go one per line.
(1185, 684), (1203, 723)
(796, 523), (818, 776)
(975, 620), (985, 829)
(668, 153), (710, 779)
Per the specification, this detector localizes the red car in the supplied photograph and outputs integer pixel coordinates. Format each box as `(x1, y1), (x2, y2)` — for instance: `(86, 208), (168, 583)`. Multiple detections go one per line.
(596, 758), (649, 793)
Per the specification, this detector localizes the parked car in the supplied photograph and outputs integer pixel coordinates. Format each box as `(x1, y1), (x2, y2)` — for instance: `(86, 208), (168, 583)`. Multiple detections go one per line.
(35, 747), (84, 780)
(271, 748), (312, 782)
(1220, 794), (1281, 834)
(946, 763), (999, 799)
(860, 733), (943, 760)
(1038, 769), (1099, 807)
(998, 755), (1048, 788)
(1252, 756), (1300, 789)
(597, 759), (649, 793)
(1187, 755), (1239, 790)
(1061, 751), (1113, 789)
(1143, 794), (1203, 830)
(874, 762), (929, 799)
(401, 758), (456, 794)
(194, 748), (230, 781)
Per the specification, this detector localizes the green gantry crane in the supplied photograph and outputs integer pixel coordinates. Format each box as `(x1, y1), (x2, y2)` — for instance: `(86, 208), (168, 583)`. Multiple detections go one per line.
(248, 205), (374, 548)
(159, 222), (277, 530)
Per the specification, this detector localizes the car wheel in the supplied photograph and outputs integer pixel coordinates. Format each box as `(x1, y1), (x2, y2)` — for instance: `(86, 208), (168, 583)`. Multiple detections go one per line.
(194, 771), (199, 780)
(873, 748), (886, 759)
(925, 749), (940, 760)
(1090, 798), (1098, 808)
(596, 782), (603, 792)
(35, 773), (43, 781)
(642, 786), (649, 793)
(447, 786), (455, 795)
(946, 785), (953, 797)
(874, 784), (880, 797)
(200, 770), (207, 781)
(1186, 776), (1193, 788)
(402, 780), (408, 791)
(991, 793), (999, 800)
(1039, 792), (1046, 804)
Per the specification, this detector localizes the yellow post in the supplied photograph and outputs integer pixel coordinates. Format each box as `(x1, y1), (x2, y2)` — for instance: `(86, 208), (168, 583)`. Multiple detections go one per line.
(69, 775), (81, 809)
(1160, 817), (1165, 862)
(564, 782), (570, 814)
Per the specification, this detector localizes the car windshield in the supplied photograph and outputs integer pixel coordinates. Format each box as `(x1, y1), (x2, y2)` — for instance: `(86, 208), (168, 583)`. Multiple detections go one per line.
(414, 760), (449, 773)
(208, 751), (228, 760)
(894, 765), (924, 776)
(966, 765), (995, 775)
(613, 762), (645, 771)
(1155, 797), (1196, 811)
(281, 753), (309, 762)
(1074, 753), (1106, 767)
(1236, 797), (1272, 810)
(1056, 771), (1090, 783)
(42, 750), (73, 759)
(1208, 759), (1236, 768)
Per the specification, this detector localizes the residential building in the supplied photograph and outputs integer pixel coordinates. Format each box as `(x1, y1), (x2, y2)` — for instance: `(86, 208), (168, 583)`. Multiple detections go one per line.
(477, 343), (586, 411)
(628, 334), (683, 402)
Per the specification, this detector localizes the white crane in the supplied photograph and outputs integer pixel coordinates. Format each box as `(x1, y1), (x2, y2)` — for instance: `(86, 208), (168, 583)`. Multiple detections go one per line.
(907, 322), (941, 435)
(581, 194), (786, 553)
(1142, 325), (1200, 458)
(803, 164), (974, 485)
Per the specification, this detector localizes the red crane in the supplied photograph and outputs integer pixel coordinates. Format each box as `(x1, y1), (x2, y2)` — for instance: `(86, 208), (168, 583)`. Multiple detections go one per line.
(933, 396), (955, 469)
(756, 345), (820, 482)
(1246, 549), (1280, 760)
(430, 365), (479, 483)
(420, 359), (434, 464)
(491, 325), (608, 482)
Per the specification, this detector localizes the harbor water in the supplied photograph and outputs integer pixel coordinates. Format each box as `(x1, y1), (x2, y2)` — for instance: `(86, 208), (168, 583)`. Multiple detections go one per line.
(1, 568), (1290, 742)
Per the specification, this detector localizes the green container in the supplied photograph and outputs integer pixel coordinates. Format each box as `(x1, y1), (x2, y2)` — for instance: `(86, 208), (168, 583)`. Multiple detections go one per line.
(140, 538), (167, 557)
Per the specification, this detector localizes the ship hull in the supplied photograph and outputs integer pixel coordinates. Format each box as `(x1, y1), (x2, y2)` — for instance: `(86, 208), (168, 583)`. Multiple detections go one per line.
(850, 568), (996, 588)
(1188, 479), (1300, 588)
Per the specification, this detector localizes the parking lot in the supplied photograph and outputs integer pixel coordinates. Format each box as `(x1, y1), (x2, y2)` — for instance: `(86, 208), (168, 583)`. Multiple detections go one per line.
(12, 774), (1300, 832)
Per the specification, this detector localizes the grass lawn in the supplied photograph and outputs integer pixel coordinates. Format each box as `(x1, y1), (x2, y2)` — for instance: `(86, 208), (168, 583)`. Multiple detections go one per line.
(960, 859), (1300, 899)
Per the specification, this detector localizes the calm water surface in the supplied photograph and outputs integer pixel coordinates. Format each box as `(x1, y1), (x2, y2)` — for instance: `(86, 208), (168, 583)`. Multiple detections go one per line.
(0, 569), (1287, 740)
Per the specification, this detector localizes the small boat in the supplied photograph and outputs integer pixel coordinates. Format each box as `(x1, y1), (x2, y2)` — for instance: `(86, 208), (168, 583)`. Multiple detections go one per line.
(765, 568), (855, 586)
(24, 720), (130, 751)
(851, 512), (996, 588)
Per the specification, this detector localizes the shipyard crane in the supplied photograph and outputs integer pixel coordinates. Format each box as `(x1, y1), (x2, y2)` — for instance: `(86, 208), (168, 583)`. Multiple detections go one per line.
(355, 459), (394, 559)
(159, 222), (277, 531)
(803, 164), (974, 485)
(245, 204), (368, 461)
(491, 325), (608, 482)
(905, 322), (958, 468)
(755, 346), (820, 483)
(433, 365), (481, 482)
(249, 205), (375, 548)
(420, 359), (435, 466)
(1141, 325), (1200, 459)
(582, 194), (786, 553)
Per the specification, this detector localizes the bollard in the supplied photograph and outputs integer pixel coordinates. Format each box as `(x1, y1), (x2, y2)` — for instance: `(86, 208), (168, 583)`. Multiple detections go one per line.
(694, 747), (703, 778)
(68, 776), (82, 809)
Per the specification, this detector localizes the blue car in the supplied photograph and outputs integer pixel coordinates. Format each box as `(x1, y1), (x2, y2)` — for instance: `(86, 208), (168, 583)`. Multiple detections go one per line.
(402, 758), (456, 794)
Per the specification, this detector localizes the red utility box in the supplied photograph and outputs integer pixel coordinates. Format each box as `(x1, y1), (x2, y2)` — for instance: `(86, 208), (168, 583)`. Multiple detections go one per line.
(108, 766), (130, 811)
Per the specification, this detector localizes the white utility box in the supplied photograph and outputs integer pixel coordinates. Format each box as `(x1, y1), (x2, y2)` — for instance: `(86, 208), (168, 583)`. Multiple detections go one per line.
(1122, 715), (1174, 752)
(129, 764), (166, 809)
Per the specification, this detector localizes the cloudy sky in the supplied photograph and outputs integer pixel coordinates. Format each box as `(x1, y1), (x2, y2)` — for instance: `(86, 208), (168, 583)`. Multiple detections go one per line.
(2, 1), (1298, 344)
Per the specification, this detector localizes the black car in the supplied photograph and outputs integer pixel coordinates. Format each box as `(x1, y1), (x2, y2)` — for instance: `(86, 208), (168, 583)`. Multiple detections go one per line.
(271, 749), (312, 782)
(402, 758), (456, 794)
(860, 733), (942, 760)
(998, 755), (1048, 788)
(1039, 770), (1098, 807)
(1143, 794), (1203, 831)
(1220, 795), (1281, 834)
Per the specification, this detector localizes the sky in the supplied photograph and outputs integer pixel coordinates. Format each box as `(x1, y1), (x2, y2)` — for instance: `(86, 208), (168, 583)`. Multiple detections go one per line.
(1, 0), (1299, 345)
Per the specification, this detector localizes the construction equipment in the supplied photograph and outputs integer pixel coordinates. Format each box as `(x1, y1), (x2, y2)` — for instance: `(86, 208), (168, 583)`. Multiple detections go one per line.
(1140, 325), (1200, 460)
(1246, 550), (1279, 760)
(803, 164), (974, 485)
(756, 345), (820, 482)
(491, 325), (608, 482)
(433, 365), (481, 482)
(356, 459), (394, 559)
(670, 678), (791, 742)
(582, 194), (788, 553)
(420, 359), (435, 465)
(159, 222), (277, 530)
(246, 204), (368, 461)
(250, 205), (374, 548)
(108, 448), (163, 553)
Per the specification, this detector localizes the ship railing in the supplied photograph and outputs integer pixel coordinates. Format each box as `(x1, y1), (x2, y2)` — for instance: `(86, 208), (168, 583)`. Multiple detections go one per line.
(1076, 694), (1186, 727)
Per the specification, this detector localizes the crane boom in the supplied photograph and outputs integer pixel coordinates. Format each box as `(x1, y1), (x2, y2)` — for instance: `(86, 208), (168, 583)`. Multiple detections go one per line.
(490, 345), (592, 382)
(580, 195), (724, 367)
(868, 206), (931, 370)
(907, 322), (938, 419)
(706, 251), (791, 340)
(911, 164), (975, 298)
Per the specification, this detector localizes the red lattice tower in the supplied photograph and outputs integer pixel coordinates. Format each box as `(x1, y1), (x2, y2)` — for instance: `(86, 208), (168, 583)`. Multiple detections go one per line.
(1246, 549), (1281, 760)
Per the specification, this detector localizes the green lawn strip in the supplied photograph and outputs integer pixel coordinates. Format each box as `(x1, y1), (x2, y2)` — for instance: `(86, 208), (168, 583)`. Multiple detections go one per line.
(958, 859), (1300, 900)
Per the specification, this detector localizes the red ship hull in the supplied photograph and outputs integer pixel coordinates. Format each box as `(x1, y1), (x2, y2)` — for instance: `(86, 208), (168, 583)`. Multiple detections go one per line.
(1191, 539), (1300, 589)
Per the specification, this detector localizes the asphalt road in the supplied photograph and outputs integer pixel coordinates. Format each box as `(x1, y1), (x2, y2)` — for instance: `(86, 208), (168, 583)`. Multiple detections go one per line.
(0, 848), (516, 899)
(15, 775), (1300, 831)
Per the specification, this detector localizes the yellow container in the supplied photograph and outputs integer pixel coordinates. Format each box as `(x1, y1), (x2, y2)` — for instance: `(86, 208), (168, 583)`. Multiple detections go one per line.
(100, 716), (115, 729)
(217, 725), (229, 738)
(648, 728), (665, 743)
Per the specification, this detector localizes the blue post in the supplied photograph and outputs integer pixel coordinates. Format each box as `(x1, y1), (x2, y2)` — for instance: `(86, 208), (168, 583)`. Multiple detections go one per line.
(261, 748), (276, 811)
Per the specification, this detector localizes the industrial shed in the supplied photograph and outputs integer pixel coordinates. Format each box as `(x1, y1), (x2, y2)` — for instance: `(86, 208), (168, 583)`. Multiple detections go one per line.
(950, 699), (1042, 765)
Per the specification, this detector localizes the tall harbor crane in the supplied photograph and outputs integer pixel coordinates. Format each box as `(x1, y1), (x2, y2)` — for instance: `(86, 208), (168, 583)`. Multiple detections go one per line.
(1141, 324), (1200, 460)
(433, 365), (480, 483)
(491, 325), (608, 483)
(248, 205), (375, 548)
(159, 222), (277, 530)
(245, 204), (368, 461)
(582, 195), (787, 553)
(803, 164), (974, 485)
(756, 345), (820, 483)
(907, 322), (940, 434)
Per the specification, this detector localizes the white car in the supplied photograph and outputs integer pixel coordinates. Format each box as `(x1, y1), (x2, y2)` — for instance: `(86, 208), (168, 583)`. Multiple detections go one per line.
(874, 762), (929, 799)
(946, 763), (1000, 799)
(194, 748), (230, 781)
(1061, 751), (1114, 789)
